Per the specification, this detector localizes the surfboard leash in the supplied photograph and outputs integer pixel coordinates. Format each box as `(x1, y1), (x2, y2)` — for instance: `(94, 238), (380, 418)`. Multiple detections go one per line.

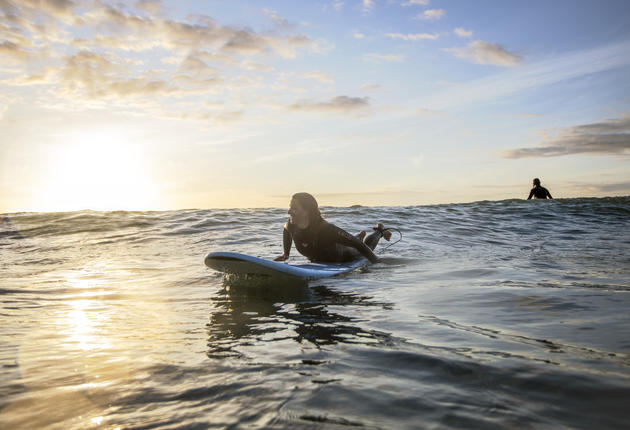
(377, 227), (402, 254)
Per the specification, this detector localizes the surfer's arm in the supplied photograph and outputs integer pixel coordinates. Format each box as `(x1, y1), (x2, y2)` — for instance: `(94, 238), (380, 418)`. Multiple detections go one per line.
(527, 189), (534, 200)
(334, 227), (379, 263)
(546, 188), (553, 199)
(274, 221), (293, 261)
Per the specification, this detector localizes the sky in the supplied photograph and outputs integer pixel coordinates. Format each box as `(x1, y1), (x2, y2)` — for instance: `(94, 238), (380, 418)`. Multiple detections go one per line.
(1, 0), (629, 212)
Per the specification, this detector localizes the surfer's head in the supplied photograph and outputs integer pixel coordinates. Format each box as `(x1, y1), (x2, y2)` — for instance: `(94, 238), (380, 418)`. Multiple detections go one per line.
(289, 192), (322, 228)
(533, 178), (541, 186)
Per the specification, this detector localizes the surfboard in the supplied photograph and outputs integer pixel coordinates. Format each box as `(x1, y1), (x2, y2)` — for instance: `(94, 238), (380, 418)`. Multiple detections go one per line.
(204, 252), (369, 280)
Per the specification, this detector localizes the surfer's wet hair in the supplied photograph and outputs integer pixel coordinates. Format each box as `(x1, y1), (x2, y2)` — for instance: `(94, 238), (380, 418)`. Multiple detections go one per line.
(292, 192), (323, 224)
(533, 178), (541, 186)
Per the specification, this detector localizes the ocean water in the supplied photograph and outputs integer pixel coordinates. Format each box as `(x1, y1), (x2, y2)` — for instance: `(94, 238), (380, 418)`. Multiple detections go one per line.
(1, 197), (630, 429)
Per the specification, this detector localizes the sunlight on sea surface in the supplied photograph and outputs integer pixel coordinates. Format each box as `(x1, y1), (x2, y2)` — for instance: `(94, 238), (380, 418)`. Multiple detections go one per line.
(1, 198), (629, 429)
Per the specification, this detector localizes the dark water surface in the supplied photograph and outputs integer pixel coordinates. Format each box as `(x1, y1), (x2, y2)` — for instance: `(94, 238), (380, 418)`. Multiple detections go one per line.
(1, 197), (630, 429)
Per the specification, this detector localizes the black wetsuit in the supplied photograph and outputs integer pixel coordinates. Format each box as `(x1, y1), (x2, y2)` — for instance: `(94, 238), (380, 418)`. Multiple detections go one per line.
(528, 185), (553, 199)
(282, 219), (379, 263)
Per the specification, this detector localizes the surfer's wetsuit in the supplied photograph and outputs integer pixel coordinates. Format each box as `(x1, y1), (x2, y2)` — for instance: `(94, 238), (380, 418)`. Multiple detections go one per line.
(528, 185), (553, 199)
(282, 219), (380, 263)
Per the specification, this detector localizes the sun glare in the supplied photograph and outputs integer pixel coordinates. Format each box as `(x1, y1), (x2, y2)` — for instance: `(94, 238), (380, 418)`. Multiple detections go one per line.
(38, 132), (163, 211)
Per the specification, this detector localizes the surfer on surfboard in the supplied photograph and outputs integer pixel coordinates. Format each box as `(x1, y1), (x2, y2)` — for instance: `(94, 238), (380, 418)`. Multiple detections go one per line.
(274, 192), (392, 264)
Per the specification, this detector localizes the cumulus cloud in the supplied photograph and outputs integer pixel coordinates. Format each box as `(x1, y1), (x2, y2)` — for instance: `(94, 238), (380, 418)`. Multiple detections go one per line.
(0, 0), (321, 118)
(3, 1), (316, 57)
(386, 32), (438, 41)
(363, 53), (405, 63)
(448, 40), (522, 67)
(58, 51), (179, 99)
(417, 9), (444, 20)
(454, 27), (473, 38)
(0, 40), (30, 63)
(221, 30), (269, 55)
(290, 95), (370, 112)
(179, 54), (220, 76)
(503, 116), (630, 158)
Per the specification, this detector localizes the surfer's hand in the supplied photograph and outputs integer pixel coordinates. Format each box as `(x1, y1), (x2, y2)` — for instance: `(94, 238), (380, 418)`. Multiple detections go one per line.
(274, 254), (289, 262)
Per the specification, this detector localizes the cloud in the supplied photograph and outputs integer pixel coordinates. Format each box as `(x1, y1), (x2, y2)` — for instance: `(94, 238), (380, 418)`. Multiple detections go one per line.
(360, 84), (382, 92)
(353, 31), (365, 39)
(0, 40), (30, 63)
(290, 95), (370, 112)
(591, 181), (630, 194)
(221, 30), (269, 55)
(448, 40), (522, 67)
(416, 9), (444, 20)
(179, 54), (220, 76)
(302, 72), (334, 84)
(4, 0), (77, 20)
(0, 0), (323, 114)
(386, 32), (438, 41)
(175, 110), (245, 125)
(454, 27), (473, 38)
(71, 3), (315, 57)
(56, 50), (183, 99)
(135, 0), (163, 16)
(363, 0), (375, 12)
(363, 53), (405, 63)
(264, 8), (292, 29)
(503, 116), (630, 158)
(402, 0), (430, 6)
(415, 39), (630, 110)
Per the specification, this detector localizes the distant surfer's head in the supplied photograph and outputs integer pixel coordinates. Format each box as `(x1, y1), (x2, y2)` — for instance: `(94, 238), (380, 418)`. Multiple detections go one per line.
(533, 178), (541, 186)
(290, 192), (322, 227)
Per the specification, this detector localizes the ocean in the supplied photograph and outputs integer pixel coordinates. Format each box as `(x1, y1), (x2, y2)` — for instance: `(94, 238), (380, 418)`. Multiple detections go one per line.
(1, 197), (630, 429)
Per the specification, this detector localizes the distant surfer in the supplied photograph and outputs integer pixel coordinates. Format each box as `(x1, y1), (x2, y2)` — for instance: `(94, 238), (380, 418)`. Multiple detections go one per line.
(274, 192), (391, 264)
(527, 178), (553, 199)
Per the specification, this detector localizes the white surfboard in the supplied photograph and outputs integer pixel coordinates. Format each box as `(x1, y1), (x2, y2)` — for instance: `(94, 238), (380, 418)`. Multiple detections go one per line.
(204, 252), (369, 280)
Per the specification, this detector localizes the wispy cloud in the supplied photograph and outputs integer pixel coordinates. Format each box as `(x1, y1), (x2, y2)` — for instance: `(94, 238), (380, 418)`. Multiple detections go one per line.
(302, 72), (334, 84)
(363, 53), (405, 63)
(263, 8), (293, 30)
(503, 115), (630, 158)
(360, 84), (383, 92)
(402, 0), (430, 6)
(448, 40), (522, 67)
(454, 28), (473, 38)
(363, 0), (375, 13)
(416, 39), (630, 110)
(416, 9), (444, 20)
(289, 95), (370, 112)
(386, 32), (438, 41)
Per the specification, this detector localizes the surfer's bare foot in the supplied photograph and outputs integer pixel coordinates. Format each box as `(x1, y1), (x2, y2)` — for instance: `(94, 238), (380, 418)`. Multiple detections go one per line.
(374, 223), (392, 241)
(274, 254), (289, 262)
(358, 230), (367, 241)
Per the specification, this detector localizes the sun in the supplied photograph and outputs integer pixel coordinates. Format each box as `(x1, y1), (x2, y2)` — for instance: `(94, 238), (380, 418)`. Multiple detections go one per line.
(38, 131), (163, 211)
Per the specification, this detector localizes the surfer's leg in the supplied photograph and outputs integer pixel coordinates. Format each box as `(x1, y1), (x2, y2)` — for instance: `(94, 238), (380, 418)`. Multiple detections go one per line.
(335, 244), (360, 262)
(364, 223), (391, 250)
